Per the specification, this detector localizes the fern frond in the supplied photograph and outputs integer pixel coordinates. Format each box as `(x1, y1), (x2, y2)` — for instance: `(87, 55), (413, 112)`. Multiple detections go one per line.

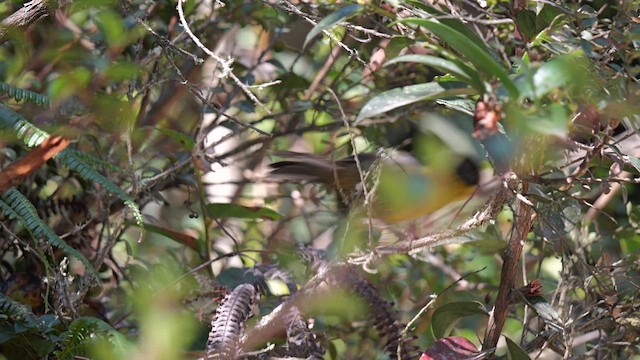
(0, 103), (143, 227)
(0, 103), (49, 146)
(0, 188), (95, 276)
(0, 83), (50, 106)
(0, 292), (47, 333)
(53, 316), (123, 360)
(58, 148), (143, 226)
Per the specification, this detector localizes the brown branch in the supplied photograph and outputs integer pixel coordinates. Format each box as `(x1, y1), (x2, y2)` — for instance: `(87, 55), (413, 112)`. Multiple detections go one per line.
(0, 0), (73, 45)
(482, 184), (535, 354)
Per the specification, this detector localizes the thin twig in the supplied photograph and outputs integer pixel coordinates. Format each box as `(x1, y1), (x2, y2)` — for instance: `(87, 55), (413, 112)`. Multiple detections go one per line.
(176, 0), (271, 114)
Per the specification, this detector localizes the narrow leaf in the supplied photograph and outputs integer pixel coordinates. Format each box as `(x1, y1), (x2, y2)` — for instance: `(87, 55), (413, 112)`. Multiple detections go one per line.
(384, 54), (474, 84)
(205, 203), (282, 220)
(356, 82), (475, 122)
(304, 4), (363, 48)
(505, 336), (531, 360)
(399, 18), (519, 98)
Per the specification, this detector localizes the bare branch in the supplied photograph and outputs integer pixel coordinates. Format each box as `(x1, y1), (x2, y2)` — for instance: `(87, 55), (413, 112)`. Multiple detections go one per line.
(0, 0), (73, 45)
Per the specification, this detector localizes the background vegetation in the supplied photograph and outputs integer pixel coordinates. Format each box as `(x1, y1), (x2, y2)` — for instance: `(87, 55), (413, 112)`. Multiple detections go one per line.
(0, 0), (639, 359)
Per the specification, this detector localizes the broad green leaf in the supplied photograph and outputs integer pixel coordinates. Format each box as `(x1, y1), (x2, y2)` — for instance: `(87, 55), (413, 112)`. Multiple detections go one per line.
(431, 301), (488, 338)
(105, 62), (143, 82)
(304, 4), (363, 48)
(531, 55), (589, 98)
(399, 18), (519, 98)
(516, 10), (537, 41)
(47, 69), (92, 101)
(205, 203), (282, 220)
(536, 4), (566, 32)
(505, 336), (531, 360)
(95, 10), (126, 48)
(619, 232), (640, 254)
(356, 82), (475, 122)
(384, 54), (474, 84)
(384, 36), (412, 59)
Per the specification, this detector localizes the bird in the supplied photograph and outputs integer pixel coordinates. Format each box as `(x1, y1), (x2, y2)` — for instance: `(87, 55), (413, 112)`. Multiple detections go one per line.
(269, 150), (480, 224)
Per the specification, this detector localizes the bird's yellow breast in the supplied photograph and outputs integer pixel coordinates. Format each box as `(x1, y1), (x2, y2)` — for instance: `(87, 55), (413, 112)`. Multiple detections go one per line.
(370, 165), (476, 223)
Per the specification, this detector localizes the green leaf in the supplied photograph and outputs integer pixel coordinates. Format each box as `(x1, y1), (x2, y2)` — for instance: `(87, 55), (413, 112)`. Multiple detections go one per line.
(105, 62), (143, 82)
(356, 82), (475, 122)
(536, 4), (566, 32)
(383, 36), (412, 59)
(398, 18), (519, 98)
(95, 10), (126, 48)
(530, 55), (589, 99)
(435, 98), (475, 115)
(516, 10), (537, 41)
(0, 190), (96, 276)
(47, 69), (92, 102)
(384, 54), (474, 84)
(404, 1), (494, 55)
(431, 301), (488, 338)
(155, 128), (195, 151)
(304, 4), (363, 48)
(205, 203), (282, 220)
(505, 336), (531, 360)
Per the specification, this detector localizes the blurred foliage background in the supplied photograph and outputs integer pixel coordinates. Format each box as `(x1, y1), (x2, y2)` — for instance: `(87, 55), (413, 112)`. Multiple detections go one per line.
(0, 0), (639, 359)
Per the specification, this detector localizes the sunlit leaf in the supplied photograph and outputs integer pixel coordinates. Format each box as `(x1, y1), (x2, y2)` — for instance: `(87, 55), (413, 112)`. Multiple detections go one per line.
(531, 55), (589, 98)
(304, 4), (363, 48)
(356, 82), (475, 122)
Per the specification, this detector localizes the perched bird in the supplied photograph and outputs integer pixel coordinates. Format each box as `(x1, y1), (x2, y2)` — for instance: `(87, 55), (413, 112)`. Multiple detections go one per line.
(269, 150), (480, 223)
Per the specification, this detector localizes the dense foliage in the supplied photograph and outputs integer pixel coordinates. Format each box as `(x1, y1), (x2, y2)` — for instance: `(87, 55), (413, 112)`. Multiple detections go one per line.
(0, 0), (639, 359)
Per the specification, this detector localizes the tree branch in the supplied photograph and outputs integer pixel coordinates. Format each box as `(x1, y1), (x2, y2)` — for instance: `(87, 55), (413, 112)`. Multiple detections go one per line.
(0, 0), (73, 45)
(482, 184), (535, 354)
